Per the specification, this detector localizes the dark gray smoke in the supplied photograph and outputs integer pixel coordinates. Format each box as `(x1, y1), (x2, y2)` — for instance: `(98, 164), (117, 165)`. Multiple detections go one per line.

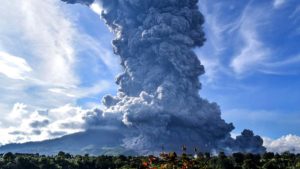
(61, 0), (266, 154)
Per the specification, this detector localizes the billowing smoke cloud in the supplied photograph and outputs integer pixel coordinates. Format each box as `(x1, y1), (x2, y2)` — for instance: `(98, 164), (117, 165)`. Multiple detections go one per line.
(61, 0), (266, 154)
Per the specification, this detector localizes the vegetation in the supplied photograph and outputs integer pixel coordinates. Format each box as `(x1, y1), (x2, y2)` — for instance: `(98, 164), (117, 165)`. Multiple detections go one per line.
(1, 151), (300, 169)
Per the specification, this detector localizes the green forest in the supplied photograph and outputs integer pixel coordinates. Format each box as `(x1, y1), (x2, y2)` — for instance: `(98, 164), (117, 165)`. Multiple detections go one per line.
(1, 151), (300, 169)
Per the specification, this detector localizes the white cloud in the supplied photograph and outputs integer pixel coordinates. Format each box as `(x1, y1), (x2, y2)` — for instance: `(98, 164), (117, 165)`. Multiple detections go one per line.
(264, 135), (300, 153)
(49, 88), (77, 98)
(0, 0), (79, 86)
(19, 0), (78, 87)
(265, 55), (300, 67)
(0, 0), (116, 113)
(231, 30), (270, 75)
(8, 103), (29, 120)
(273, 0), (287, 8)
(230, 3), (300, 76)
(0, 0), (80, 111)
(290, 5), (300, 19)
(224, 109), (300, 153)
(90, 2), (103, 15)
(197, 1), (272, 80)
(48, 80), (112, 99)
(198, 1), (300, 79)
(0, 103), (90, 145)
(196, 1), (234, 82)
(77, 34), (120, 75)
(223, 109), (300, 142)
(258, 54), (300, 75)
(230, 4), (271, 76)
(0, 0), (118, 144)
(0, 51), (32, 80)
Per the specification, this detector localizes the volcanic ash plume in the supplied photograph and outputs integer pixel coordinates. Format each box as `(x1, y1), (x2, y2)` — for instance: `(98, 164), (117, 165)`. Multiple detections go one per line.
(62, 0), (266, 154)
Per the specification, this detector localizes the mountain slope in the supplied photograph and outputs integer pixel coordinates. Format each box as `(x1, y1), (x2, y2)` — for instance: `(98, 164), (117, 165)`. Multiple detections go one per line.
(0, 129), (135, 155)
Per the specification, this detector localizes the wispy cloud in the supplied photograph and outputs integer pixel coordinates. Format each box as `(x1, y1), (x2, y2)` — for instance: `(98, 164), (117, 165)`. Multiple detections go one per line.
(196, 1), (300, 149)
(196, 1), (235, 82)
(230, 4), (271, 76)
(0, 52), (32, 80)
(273, 0), (287, 8)
(289, 5), (300, 25)
(197, 1), (272, 80)
(231, 30), (270, 75)
(48, 80), (112, 99)
(0, 0), (80, 106)
(19, 0), (78, 87)
(198, 0), (300, 79)
(0, 0), (116, 112)
(264, 55), (300, 67)
(77, 34), (120, 75)
(261, 54), (300, 75)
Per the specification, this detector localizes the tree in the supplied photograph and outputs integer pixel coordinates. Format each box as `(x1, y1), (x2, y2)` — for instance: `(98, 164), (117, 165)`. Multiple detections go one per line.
(262, 160), (278, 169)
(242, 159), (258, 169)
(233, 152), (244, 165)
(15, 156), (39, 169)
(3, 152), (15, 162)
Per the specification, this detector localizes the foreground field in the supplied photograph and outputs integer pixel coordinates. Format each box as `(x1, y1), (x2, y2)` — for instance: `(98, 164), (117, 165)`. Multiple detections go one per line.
(1, 151), (300, 169)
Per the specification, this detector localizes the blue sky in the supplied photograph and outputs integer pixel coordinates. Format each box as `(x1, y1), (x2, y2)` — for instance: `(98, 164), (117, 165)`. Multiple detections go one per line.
(197, 0), (300, 138)
(196, 0), (300, 139)
(0, 0), (299, 151)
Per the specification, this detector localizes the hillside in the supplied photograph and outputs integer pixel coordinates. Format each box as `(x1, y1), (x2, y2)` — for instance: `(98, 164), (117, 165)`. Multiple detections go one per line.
(0, 129), (135, 156)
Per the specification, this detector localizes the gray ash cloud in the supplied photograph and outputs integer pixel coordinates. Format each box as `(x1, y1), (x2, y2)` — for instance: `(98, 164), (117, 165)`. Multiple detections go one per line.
(61, 0), (266, 154)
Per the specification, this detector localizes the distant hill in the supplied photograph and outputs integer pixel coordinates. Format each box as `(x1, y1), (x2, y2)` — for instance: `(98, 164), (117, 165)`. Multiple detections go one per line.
(0, 129), (136, 155)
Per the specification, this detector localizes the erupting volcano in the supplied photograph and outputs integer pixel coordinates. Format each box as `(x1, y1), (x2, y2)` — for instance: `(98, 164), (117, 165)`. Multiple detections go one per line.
(60, 0), (266, 155)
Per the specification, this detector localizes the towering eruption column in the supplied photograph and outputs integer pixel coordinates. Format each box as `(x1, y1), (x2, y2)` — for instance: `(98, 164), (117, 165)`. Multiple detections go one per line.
(62, 0), (266, 154)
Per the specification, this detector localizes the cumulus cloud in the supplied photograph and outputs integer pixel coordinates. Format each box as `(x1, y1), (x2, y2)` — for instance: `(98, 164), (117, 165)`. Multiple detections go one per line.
(264, 135), (300, 153)
(0, 103), (92, 145)
(29, 120), (50, 128)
